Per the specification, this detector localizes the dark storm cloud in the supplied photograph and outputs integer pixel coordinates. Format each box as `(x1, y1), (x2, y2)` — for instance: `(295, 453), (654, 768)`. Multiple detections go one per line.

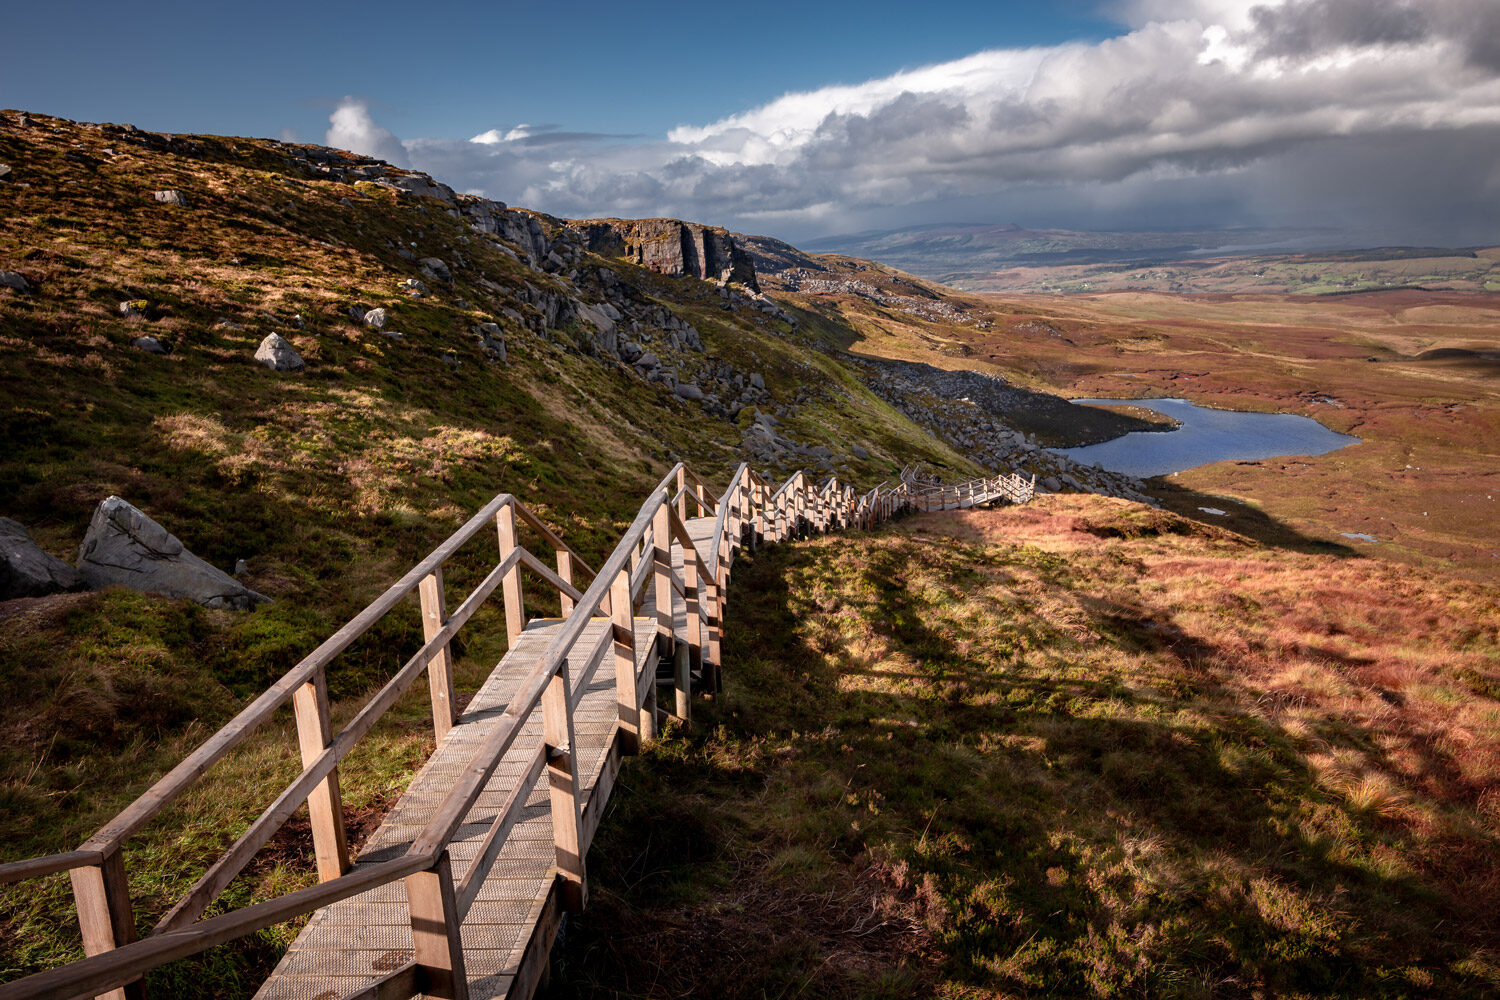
(325, 1), (1500, 243)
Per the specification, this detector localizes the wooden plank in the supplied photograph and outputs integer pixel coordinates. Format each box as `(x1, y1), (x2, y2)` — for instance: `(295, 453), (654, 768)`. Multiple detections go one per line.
(420, 568), (459, 742)
(541, 666), (585, 913)
(504, 882), (562, 1000)
(68, 850), (142, 1000)
(610, 568), (641, 754)
(293, 667), (352, 882)
(0, 851), (103, 885)
(496, 503), (525, 647)
(405, 852), (469, 1000)
(511, 503), (598, 585)
(652, 502), (674, 655)
(555, 550), (574, 618)
(4, 856), (430, 1000)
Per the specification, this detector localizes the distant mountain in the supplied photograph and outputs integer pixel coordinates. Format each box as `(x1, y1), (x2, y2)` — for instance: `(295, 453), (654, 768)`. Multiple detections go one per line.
(806, 223), (1296, 280)
(809, 223), (1500, 295)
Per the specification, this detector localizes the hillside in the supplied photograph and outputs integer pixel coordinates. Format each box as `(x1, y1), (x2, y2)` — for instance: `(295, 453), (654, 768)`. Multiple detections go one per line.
(0, 111), (1146, 991)
(560, 498), (1500, 998)
(3, 110), (1498, 1000)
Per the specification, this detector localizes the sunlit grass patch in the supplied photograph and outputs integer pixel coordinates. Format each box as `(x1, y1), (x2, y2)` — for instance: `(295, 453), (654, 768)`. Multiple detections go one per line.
(561, 496), (1500, 999)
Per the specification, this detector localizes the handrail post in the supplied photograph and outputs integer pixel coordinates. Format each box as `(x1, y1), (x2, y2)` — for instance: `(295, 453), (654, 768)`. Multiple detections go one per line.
(542, 663), (586, 912)
(675, 466), (687, 524)
(292, 665), (352, 881)
(652, 503), (674, 661)
(418, 568), (459, 742)
(556, 548), (575, 618)
(405, 850), (469, 1000)
(678, 532), (700, 725)
(694, 479), (707, 518)
(496, 503), (525, 646)
(69, 849), (145, 1000)
(610, 566), (641, 754)
(704, 577), (722, 695)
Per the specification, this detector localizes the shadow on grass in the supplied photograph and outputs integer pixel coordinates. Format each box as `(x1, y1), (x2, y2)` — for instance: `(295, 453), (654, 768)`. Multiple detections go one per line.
(1149, 479), (1361, 558)
(549, 527), (1500, 1000)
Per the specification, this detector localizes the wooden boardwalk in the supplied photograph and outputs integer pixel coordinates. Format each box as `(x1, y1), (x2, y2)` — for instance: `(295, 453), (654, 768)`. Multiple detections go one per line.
(254, 616), (655, 1000)
(0, 464), (1028, 1000)
(256, 519), (720, 1000)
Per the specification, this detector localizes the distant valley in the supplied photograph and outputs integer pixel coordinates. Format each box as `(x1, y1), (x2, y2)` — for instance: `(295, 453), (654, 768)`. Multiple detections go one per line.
(811, 222), (1500, 295)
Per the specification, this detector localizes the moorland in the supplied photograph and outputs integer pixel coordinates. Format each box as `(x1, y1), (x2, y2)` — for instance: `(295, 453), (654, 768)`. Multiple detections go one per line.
(1, 111), (1497, 999)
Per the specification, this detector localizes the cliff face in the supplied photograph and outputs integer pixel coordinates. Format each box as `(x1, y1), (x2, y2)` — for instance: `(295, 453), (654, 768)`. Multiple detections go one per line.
(570, 218), (760, 292)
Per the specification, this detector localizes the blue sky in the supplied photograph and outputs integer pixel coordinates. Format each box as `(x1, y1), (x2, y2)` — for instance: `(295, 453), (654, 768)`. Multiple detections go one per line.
(2, 1), (1116, 143)
(6, 1), (1500, 244)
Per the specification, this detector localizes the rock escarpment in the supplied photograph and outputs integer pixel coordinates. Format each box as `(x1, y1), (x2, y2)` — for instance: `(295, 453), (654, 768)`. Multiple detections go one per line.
(570, 219), (760, 292)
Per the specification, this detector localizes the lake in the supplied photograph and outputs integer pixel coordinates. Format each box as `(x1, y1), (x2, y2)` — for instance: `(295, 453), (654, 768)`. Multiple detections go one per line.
(1058, 397), (1360, 478)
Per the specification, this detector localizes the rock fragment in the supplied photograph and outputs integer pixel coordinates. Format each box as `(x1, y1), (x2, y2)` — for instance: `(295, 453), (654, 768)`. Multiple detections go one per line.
(153, 189), (186, 206)
(254, 333), (304, 371)
(0, 517), (84, 599)
(76, 497), (269, 610)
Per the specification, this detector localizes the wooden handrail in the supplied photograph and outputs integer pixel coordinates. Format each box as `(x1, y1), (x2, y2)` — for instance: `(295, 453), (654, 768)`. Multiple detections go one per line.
(0, 855), (431, 1000)
(0, 851), (105, 886)
(0, 458), (944, 1000)
(79, 492), (520, 855)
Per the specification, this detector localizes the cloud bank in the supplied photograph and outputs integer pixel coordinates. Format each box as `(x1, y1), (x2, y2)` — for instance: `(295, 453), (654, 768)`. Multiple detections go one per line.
(324, 0), (1500, 244)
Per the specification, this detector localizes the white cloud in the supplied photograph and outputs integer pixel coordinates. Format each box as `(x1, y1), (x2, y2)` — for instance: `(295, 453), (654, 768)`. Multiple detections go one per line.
(338, 1), (1500, 243)
(325, 97), (410, 168)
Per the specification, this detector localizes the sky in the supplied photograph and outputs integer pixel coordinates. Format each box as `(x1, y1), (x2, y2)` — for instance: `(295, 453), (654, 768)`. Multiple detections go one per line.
(5, 0), (1500, 246)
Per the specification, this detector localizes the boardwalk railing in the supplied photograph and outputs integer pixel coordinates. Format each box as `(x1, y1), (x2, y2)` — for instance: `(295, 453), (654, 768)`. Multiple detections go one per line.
(0, 460), (1027, 1000)
(900, 464), (1035, 510)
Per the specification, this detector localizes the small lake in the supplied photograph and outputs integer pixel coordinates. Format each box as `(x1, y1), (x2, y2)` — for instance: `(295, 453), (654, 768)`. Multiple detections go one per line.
(1059, 397), (1360, 478)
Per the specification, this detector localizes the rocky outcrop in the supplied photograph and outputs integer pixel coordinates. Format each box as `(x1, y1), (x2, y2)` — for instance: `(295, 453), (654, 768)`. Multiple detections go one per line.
(853, 358), (1156, 504)
(0, 518), (83, 599)
(77, 497), (269, 610)
(569, 219), (759, 291)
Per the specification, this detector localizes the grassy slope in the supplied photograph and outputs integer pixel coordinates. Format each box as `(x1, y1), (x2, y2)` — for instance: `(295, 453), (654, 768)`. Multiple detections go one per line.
(768, 262), (1500, 581)
(0, 113), (976, 990)
(560, 498), (1500, 999)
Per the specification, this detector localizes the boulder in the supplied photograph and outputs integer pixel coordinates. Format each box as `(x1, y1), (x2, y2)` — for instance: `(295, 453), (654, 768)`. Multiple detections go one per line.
(119, 301), (142, 317)
(0, 271), (29, 293)
(749, 372), (765, 390)
(0, 517), (83, 599)
(1043, 476), (1063, 493)
(374, 174), (456, 203)
(254, 333), (304, 371)
(851, 445), (869, 460)
(153, 189), (186, 206)
(473, 322), (507, 363)
(619, 341), (644, 363)
(132, 336), (167, 354)
(634, 351), (660, 371)
(419, 257), (452, 282)
(674, 383), (704, 401)
(363, 307), (387, 328)
(76, 497), (269, 610)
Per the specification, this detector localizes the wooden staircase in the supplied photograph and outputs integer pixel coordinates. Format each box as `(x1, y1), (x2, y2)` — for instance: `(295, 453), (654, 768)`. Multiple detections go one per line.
(0, 462), (1029, 1000)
